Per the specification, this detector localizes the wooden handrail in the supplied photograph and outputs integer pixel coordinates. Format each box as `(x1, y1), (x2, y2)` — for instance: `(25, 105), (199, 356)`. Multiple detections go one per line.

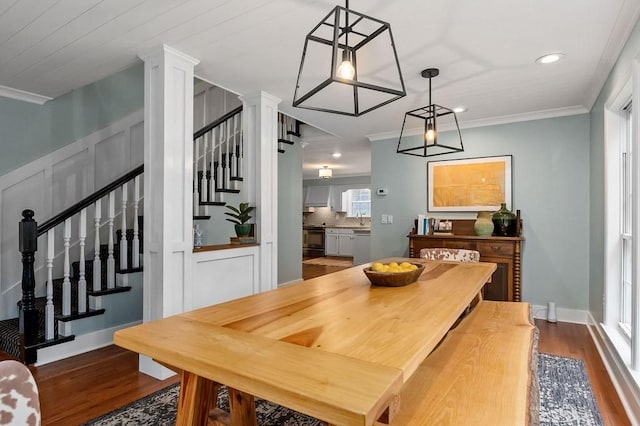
(193, 105), (243, 140)
(37, 165), (144, 236)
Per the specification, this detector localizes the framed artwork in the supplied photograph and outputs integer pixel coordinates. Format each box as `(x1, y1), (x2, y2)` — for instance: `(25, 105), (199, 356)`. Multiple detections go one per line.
(427, 155), (512, 212)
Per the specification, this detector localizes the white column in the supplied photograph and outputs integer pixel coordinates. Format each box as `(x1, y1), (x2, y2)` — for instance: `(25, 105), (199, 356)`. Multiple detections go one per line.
(241, 92), (280, 293)
(139, 44), (197, 379)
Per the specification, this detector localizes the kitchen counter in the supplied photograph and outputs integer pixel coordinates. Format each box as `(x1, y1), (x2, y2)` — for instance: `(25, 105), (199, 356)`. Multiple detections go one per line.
(304, 225), (371, 230)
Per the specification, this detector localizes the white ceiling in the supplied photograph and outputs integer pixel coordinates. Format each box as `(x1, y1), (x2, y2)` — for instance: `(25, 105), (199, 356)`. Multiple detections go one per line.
(1, 0), (639, 179)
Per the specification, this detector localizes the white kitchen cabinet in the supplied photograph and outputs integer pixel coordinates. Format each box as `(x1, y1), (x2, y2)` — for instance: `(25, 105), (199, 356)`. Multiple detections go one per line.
(329, 185), (347, 212)
(353, 230), (371, 265)
(305, 185), (330, 207)
(325, 228), (354, 256)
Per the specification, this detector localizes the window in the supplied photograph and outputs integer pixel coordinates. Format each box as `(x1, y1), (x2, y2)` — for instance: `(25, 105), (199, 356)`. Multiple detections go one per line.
(344, 188), (371, 218)
(621, 102), (633, 336)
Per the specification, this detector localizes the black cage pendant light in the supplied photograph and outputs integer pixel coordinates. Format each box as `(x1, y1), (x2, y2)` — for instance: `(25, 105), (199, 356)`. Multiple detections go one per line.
(292, 0), (406, 116)
(396, 68), (464, 157)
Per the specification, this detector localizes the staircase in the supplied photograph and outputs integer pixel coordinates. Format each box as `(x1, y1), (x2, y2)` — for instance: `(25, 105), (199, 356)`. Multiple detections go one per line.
(0, 166), (143, 364)
(0, 106), (301, 365)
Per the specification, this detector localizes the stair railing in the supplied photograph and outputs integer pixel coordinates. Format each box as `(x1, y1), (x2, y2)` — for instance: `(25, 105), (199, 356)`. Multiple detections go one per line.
(193, 106), (243, 214)
(18, 165), (143, 363)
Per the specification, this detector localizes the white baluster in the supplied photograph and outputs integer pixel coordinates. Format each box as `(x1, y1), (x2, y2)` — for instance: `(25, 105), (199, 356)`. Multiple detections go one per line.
(93, 199), (102, 292)
(203, 133), (209, 201)
(107, 191), (115, 289)
(239, 111), (244, 179)
(78, 209), (87, 313)
(132, 176), (140, 268)
(120, 182), (128, 271)
(45, 229), (54, 340)
(194, 136), (200, 213)
(62, 218), (71, 316)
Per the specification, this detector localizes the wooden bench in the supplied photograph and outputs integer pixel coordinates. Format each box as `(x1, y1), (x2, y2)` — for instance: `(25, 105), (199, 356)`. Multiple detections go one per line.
(383, 300), (537, 425)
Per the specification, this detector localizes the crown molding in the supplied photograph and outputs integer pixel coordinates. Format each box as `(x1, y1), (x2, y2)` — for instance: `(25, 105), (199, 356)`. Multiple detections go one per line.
(0, 85), (52, 105)
(366, 105), (589, 141)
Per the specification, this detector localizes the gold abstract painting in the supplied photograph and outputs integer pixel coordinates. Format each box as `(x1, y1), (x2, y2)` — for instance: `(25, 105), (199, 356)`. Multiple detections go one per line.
(428, 156), (512, 212)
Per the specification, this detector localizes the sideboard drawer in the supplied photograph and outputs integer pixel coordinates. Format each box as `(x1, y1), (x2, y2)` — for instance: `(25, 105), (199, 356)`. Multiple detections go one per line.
(444, 241), (477, 251)
(477, 242), (514, 257)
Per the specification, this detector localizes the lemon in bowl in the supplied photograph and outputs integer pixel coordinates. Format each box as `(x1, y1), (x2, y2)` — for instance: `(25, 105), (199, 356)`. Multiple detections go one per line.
(364, 261), (425, 287)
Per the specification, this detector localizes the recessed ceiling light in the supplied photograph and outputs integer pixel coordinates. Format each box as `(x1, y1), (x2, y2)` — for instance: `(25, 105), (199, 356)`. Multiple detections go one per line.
(535, 53), (564, 64)
(332, 152), (342, 158)
(453, 106), (467, 113)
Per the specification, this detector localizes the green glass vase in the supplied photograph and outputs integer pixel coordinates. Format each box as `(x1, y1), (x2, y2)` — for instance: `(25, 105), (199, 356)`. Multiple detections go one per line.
(492, 203), (517, 236)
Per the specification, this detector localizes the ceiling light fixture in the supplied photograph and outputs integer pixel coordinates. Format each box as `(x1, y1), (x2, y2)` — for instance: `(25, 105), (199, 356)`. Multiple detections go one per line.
(535, 53), (564, 64)
(453, 106), (467, 113)
(319, 166), (333, 179)
(396, 68), (464, 157)
(292, 0), (406, 116)
(332, 152), (342, 158)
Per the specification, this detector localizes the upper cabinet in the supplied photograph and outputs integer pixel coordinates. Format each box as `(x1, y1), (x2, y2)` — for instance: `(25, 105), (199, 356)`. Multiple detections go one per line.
(330, 185), (347, 212)
(304, 185), (330, 207)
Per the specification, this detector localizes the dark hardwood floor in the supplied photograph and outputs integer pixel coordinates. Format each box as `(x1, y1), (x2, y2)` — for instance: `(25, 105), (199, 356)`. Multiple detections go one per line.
(0, 264), (630, 425)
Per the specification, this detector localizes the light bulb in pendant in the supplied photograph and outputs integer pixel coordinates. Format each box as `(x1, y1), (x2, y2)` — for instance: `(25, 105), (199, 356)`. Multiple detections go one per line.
(425, 122), (436, 145)
(337, 50), (355, 80)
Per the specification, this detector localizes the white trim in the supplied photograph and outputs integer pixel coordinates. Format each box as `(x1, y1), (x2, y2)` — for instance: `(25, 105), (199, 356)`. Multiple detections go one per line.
(34, 320), (142, 366)
(278, 278), (303, 287)
(138, 44), (199, 67)
(367, 105), (588, 141)
(583, 0), (640, 110)
(531, 304), (589, 324)
(588, 313), (640, 425)
(0, 85), (52, 105)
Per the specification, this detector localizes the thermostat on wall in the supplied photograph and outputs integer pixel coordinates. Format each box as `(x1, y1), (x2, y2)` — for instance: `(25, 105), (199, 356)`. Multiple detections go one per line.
(376, 188), (389, 195)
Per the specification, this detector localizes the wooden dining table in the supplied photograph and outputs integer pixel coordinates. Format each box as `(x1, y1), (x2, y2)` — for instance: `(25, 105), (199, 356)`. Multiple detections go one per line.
(114, 258), (496, 425)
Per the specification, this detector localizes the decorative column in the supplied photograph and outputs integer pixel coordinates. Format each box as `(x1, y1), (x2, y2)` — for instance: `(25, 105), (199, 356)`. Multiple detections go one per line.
(241, 92), (280, 292)
(139, 44), (198, 379)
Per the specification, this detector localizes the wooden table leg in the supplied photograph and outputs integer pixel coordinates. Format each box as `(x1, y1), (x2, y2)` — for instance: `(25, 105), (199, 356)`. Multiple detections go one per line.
(176, 371), (215, 425)
(228, 387), (257, 426)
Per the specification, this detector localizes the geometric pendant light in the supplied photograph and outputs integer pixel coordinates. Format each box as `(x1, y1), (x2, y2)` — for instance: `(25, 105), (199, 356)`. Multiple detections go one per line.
(292, 0), (406, 116)
(396, 68), (464, 157)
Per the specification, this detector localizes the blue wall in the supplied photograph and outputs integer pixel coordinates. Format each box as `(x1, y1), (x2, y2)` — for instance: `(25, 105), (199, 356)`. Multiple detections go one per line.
(0, 63), (144, 177)
(371, 114), (590, 310)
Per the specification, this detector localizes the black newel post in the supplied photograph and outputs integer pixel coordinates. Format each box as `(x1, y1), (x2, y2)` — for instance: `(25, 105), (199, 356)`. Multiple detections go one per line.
(19, 209), (38, 364)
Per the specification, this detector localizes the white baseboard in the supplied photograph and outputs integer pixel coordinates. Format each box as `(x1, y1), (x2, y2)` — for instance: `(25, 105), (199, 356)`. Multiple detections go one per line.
(35, 320), (141, 366)
(531, 304), (588, 324)
(278, 278), (303, 287)
(587, 313), (640, 425)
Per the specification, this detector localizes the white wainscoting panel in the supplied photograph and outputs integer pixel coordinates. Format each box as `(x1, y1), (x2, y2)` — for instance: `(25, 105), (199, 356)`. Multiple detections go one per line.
(0, 109), (143, 320)
(190, 245), (259, 310)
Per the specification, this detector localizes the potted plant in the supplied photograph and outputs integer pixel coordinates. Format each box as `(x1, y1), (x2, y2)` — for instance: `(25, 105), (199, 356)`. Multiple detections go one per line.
(225, 202), (255, 237)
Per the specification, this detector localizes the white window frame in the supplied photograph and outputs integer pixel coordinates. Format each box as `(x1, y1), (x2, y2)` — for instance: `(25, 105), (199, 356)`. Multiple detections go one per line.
(604, 61), (640, 371)
(343, 187), (371, 218)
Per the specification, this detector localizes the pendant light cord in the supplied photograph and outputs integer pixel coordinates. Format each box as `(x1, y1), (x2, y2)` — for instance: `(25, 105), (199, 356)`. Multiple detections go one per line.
(345, 0), (349, 53)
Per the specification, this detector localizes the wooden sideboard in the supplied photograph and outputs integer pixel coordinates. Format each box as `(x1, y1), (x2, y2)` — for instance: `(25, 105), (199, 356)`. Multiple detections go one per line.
(408, 220), (524, 301)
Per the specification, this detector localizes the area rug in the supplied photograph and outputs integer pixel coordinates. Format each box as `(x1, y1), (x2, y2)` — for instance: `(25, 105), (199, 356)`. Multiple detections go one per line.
(538, 353), (603, 425)
(302, 257), (353, 267)
(84, 353), (604, 426)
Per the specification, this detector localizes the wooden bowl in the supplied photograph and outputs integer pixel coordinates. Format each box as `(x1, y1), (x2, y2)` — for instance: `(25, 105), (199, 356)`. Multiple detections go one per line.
(363, 263), (425, 287)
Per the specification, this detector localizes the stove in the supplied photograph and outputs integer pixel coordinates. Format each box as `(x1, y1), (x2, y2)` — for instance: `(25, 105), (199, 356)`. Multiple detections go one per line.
(303, 226), (325, 257)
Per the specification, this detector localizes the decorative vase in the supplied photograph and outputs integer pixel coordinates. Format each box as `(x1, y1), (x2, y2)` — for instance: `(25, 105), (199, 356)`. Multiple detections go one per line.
(492, 203), (517, 236)
(235, 223), (251, 237)
(474, 211), (494, 236)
